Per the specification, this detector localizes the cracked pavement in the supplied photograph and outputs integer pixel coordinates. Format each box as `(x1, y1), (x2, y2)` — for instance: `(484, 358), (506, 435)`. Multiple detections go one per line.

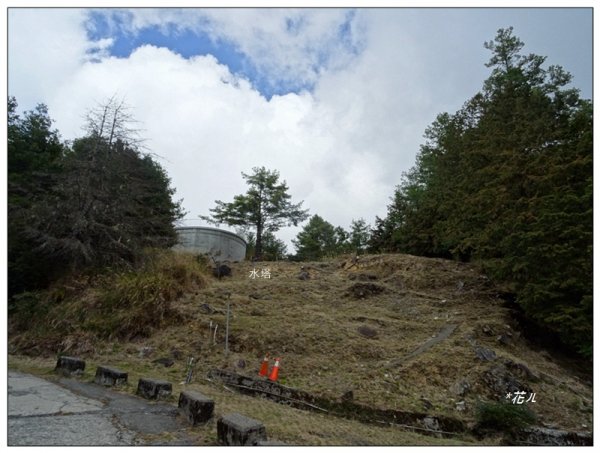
(8, 370), (194, 446)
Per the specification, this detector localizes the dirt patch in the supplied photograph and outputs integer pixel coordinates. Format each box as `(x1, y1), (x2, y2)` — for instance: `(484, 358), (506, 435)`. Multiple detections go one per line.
(347, 283), (386, 299)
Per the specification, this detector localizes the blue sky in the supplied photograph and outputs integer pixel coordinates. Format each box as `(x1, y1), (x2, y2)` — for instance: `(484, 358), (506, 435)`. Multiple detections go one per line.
(85, 11), (267, 93)
(83, 9), (363, 98)
(7, 7), (594, 247)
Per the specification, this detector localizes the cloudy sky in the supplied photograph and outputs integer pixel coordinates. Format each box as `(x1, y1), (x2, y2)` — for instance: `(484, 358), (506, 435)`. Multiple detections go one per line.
(7, 5), (593, 250)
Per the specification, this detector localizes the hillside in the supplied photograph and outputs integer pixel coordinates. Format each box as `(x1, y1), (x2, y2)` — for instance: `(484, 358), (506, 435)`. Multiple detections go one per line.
(8, 253), (593, 445)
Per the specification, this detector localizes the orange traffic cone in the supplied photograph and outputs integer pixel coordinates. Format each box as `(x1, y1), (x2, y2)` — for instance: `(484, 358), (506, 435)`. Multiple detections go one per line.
(258, 354), (270, 377)
(268, 357), (281, 381)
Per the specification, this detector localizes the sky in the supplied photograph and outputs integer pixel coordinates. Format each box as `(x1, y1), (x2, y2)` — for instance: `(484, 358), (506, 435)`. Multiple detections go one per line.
(6, 5), (594, 251)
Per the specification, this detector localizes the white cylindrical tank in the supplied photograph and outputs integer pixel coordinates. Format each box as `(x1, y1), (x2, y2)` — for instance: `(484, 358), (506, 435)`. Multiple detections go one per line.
(173, 226), (247, 261)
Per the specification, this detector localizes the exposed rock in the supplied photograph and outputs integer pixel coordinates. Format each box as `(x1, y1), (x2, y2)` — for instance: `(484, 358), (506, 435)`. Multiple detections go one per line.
(475, 346), (497, 361)
(298, 271), (310, 280)
(482, 325), (494, 336)
(199, 303), (215, 314)
(465, 335), (477, 347)
(455, 400), (466, 412)
(482, 364), (532, 395)
(348, 282), (385, 299)
(153, 357), (175, 367)
(497, 334), (512, 345)
(357, 325), (378, 339)
(450, 379), (470, 396)
(421, 397), (433, 410)
(421, 416), (441, 432)
(138, 347), (154, 358)
(511, 427), (592, 446)
(341, 390), (354, 402)
(504, 359), (540, 382)
(213, 265), (232, 279)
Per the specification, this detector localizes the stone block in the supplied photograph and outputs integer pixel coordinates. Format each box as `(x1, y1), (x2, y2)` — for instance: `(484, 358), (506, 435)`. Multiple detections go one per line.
(55, 356), (86, 376)
(178, 391), (214, 426)
(217, 413), (267, 446)
(136, 377), (172, 400)
(94, 366), (128, 386)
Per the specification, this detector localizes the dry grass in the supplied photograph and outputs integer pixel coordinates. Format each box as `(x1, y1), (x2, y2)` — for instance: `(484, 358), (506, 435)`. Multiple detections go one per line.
(8, 252), (593, 444)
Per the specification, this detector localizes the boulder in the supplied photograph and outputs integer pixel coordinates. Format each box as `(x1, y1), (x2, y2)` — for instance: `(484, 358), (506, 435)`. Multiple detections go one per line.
(213, 265), (232, 279)
(450, 379), (470, 397)
(475, 346), (497, 361)
(357, 325), (378, 339)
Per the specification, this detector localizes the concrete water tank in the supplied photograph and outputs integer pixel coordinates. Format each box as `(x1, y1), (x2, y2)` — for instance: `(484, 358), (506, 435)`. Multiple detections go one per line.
(173, 226), (247, 261)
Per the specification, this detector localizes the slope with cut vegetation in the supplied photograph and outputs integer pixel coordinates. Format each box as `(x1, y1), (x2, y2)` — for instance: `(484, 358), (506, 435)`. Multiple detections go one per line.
(8, 251), (592, 445)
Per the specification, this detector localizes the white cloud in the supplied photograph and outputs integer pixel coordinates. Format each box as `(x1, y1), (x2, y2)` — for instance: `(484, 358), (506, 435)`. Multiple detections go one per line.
(91, 8), (363, 91)
(7, 7), (593, 251)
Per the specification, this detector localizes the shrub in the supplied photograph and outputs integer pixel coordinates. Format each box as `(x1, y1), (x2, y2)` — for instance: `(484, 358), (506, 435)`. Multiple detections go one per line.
(475, 401), (537, 433)
(9, 250), (209, 351)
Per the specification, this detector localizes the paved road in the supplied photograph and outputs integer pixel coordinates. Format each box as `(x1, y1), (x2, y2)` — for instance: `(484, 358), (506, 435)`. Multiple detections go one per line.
(8, 370), (193, 446)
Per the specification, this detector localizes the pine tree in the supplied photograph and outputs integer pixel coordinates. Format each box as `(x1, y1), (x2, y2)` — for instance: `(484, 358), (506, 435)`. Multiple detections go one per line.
(202, 167), (309, 260)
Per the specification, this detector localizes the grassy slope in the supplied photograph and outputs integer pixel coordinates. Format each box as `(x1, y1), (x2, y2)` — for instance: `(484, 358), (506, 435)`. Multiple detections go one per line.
(8, 253), (593, 445)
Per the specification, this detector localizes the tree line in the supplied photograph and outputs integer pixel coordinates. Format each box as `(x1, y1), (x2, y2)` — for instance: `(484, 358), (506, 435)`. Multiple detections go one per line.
(9, 27), (591, 357)
(203, 28), (592, 357)
(368, 28), (592, 357)
(8, 96), (184, 297)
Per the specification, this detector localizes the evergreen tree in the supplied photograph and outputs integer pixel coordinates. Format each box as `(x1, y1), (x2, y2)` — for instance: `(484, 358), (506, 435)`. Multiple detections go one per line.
(293, 214), (348, 260)
(373, 28), (592, 356)
(8, 98), (66, 294)
(8, 97), (185, 294)
(349, 218), (371, 254)
(242, 230), (288, 261)
(202, 167), (309, 260)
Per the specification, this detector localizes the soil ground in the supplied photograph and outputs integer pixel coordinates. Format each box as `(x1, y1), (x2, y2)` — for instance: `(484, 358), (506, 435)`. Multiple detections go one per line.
(8, 253), (593, 445)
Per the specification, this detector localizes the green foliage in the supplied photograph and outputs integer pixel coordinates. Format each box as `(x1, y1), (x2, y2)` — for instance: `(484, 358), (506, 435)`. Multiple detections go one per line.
(202, 166), (309, 260)
(293, 214), (346, 260)
(475, 401), (537, 432)
(372, 28), (592, 356)
(7, 97), (184, 296)
(9, 250), (208, 348)
(349, 218), (371, 254)
(8, 97), (67, 295)
(242, 230), (288, 261)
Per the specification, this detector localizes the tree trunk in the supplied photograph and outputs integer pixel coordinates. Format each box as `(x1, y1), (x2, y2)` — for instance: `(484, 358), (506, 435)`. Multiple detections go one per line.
(255, 222), (263, 261)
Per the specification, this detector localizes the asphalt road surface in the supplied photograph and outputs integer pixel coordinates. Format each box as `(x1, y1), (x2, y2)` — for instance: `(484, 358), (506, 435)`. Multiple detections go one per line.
(7, 370), (193, 446)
